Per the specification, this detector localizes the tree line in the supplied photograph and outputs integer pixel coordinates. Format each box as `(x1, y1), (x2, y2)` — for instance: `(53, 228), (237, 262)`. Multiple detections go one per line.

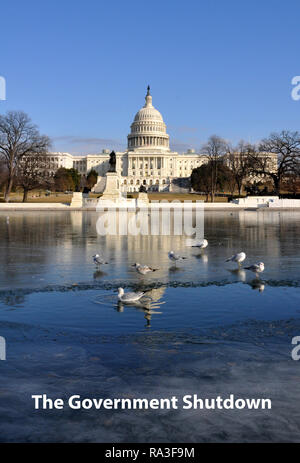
(191, 133), (300, 201)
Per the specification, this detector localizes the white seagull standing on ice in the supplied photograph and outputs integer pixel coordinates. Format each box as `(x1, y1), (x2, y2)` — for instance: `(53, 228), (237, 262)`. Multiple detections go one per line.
(225, 252), (246, 267)
(168, 251), (187, 266)
(187, 238), (208, 249)
(93, 254), (108, 266)
(244, 262), (265, 276)
(132, 263), (159, 275)
(117, 287), (145, 302)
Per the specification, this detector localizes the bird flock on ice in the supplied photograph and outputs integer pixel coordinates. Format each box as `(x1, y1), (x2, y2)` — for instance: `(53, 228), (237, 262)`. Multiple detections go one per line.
(93, 238), (265, 303)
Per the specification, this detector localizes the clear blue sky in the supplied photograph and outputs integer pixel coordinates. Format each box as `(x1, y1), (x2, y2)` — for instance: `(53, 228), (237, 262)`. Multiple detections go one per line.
(1, 0), (300, 154)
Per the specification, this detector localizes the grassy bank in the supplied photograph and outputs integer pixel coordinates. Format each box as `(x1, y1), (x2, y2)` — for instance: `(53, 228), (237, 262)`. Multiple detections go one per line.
(133, 192), (229, 202)
(1, 190), (232, 203)
(0, 191), (73, 204)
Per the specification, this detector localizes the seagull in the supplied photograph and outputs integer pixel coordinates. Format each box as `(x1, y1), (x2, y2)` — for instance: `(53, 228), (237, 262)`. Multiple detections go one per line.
(186, 238), (208, 249)
(244, 262), (264, 276)
(132, 263), (159, 275)
(225, 252), (246, 266)
(93, 254), (108, 265)
(194, 238), (208, 249)
(117, 287), (145, 302)
(168, 251), (187, 266)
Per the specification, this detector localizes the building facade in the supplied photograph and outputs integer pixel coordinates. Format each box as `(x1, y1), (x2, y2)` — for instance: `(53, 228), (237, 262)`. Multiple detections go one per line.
(44, 88), (209, 192)
(41, 87), (277, 192)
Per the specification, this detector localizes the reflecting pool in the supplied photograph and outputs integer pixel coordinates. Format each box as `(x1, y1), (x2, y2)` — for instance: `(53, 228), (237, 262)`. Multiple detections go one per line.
(0, 210), (300, 442)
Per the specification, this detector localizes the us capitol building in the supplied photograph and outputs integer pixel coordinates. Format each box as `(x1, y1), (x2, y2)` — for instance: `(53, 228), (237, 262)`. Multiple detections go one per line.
(47, 87), (209, 192)
(45, 87), (277, 192)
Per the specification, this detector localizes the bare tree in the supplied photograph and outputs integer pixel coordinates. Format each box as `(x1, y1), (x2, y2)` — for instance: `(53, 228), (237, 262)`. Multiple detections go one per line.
(281, 160), (300, 196)
(282, 173), (300, 196)
(226, 141), (254, 196)
(225, 164), (237, 196)
(0, 158), (8, 193)
(202, 135), (228, 202)
(16, 154), (52, 202)
(249, 131), (300, 195)
(0, 111), (51, 202)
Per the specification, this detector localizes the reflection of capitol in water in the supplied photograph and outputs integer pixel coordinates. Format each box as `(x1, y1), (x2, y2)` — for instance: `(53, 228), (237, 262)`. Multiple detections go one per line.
(84, 209), (285, 261)
(92, 210), (203, 275)
(1, 210), (300, 288)
(204, 210), (285, 257)
(95, 208), (204, 239)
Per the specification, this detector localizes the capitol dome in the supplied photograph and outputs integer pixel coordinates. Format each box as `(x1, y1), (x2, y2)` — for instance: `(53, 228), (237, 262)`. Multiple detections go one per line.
(133, 102), (163, 122)
(128, 86), (170, 151)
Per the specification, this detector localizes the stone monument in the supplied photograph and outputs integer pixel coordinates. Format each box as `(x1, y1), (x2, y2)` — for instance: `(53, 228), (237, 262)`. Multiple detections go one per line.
(136, 184), (149, 207)
(70, 192), (83, 208)
(99, 151), (121, 202)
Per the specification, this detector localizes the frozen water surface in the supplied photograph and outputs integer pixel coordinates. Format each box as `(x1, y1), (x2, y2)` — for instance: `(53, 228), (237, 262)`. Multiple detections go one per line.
(0, 210), (300, 442)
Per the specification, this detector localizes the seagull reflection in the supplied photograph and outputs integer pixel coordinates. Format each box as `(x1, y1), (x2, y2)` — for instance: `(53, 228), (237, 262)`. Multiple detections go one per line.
(249, 279), (265, 292)
(116, 299), (163, 327)
(193, 253), (208, 263)
(144, 310), (152, 327)
(169, 265), (183, 273)
(227, 268), (246, 282)
(116, 301), (124, 312)
(93, 270), (107, 280)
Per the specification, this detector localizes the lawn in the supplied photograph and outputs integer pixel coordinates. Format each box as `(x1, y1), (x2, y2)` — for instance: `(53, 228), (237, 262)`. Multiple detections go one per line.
(148, 193), (229, 202)
(0, 191), (73, 204)
(127, 192), (229, 202)
(0, 190), (231, 203)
